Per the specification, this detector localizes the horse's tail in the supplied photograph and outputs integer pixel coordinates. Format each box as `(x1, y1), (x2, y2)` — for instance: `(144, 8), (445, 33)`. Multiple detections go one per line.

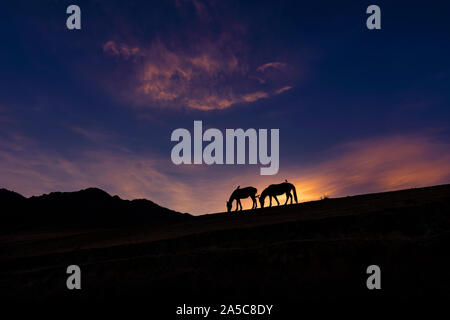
(291, 184), (298, 203)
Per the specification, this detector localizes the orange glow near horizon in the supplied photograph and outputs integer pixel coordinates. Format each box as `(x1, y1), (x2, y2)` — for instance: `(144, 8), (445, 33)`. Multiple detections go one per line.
(182, 134), (450, 214)
(1, 133), (449, 215)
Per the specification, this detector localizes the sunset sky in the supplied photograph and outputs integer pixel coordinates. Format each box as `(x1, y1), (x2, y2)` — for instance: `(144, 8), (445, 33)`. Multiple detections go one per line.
(1, 0), (450, 214)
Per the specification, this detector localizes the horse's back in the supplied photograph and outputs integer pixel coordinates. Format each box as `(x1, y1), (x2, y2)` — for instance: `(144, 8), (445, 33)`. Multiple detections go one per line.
(265, 183), (291, 195)
(238, 186), (257, 196)
(244, 186), (257, 193)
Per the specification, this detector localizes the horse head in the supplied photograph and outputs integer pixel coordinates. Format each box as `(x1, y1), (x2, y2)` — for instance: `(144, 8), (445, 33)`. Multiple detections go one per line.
(259, 195), (265, 208)
(226, 200), (232, 212)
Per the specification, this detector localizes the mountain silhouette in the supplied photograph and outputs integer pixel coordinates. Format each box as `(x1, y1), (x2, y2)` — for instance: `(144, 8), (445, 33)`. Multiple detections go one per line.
(1, 184), (450, 306)
(0, 188), (26, 202)
(1, 187), (190, 230)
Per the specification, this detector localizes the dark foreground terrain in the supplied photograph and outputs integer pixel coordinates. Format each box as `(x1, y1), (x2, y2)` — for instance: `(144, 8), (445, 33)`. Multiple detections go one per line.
(1, 184), (450, 310)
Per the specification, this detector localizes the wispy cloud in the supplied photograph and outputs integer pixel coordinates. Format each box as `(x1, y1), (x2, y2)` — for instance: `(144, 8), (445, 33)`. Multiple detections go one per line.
(101, 1), (295, 112)
(103, 38), (292, 111)
(102, 41), (141, 60)
(191, 133), (450, 212)
(256, 62), (287, 72)
(70, 126), (112, 144)
(275, 86), (292, 95)
(0, 132), (189, 211)
(1, 128), (448, 214)
(282, 134), (450, 202)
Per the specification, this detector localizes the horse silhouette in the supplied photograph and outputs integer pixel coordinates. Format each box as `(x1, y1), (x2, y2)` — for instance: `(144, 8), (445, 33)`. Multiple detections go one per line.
(226, 186), (258, 212)
(259, 181), (298, 208)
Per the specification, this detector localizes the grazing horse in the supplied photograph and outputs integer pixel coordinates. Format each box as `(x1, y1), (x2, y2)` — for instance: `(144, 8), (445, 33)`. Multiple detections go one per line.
(259, 181), (298, 208)
(226, 186), (258, 212)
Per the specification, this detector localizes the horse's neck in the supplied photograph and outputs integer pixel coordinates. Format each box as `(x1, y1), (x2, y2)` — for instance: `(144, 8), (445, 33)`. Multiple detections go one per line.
(261, 190), (267, 199)
(228, 194), (236, 202)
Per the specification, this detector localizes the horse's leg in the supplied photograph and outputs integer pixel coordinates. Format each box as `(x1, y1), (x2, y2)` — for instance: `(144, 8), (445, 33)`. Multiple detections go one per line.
(274, 196), (280, 206)
(250, 196), (255, 209)
(235, 200), (239, 211)
(269, 196), (272, 207)
(284, 192), (289, 205)
(290, 191), (293, 204)
(238, 199), (242, 211)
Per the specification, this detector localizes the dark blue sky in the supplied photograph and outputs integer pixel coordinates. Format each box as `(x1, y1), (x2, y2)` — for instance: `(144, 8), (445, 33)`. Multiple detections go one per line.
(1, 0), (449, 214)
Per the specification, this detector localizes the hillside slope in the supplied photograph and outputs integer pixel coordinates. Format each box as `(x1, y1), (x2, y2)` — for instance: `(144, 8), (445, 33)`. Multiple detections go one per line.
(1, 184), (450, 304)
